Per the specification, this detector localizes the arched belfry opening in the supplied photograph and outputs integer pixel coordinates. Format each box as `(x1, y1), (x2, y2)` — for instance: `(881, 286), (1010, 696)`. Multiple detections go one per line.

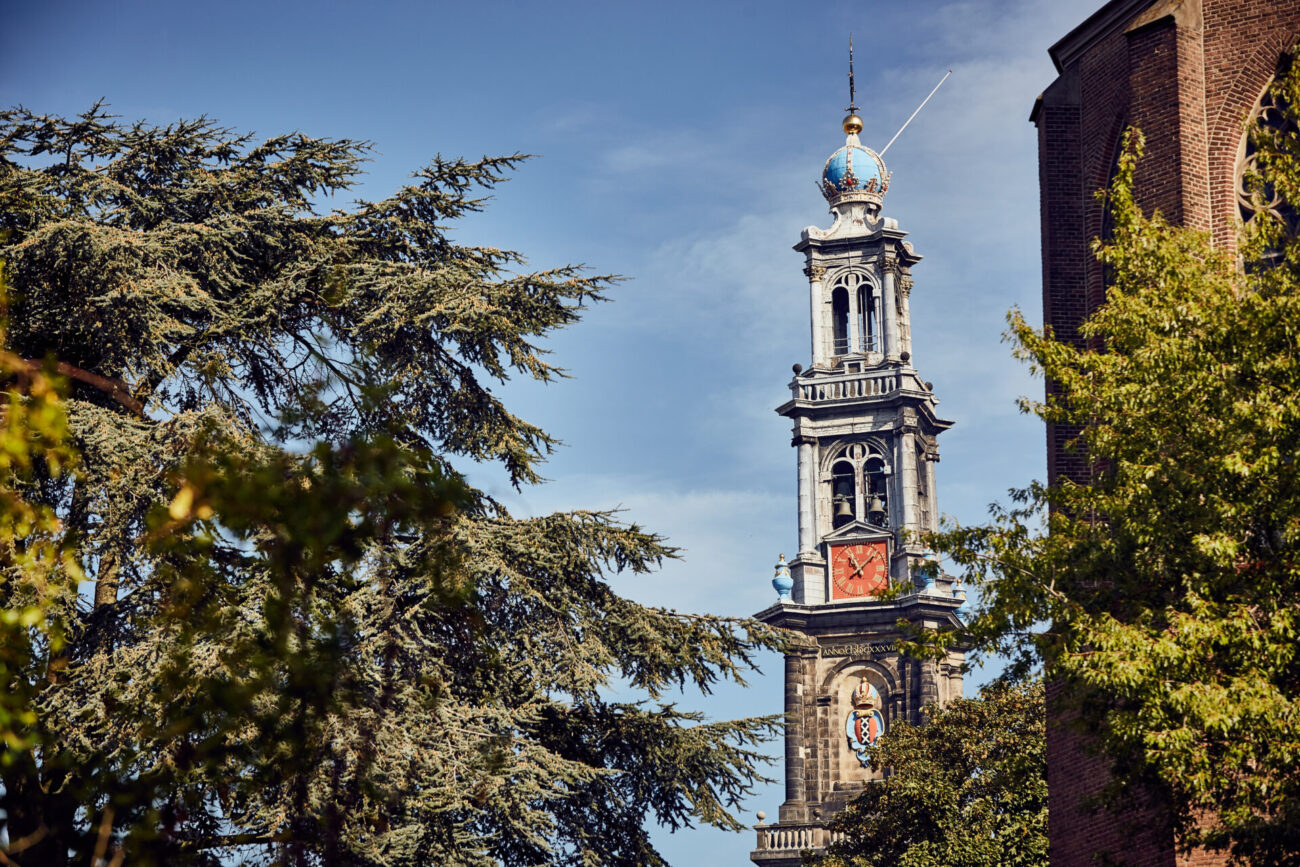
(830, 460), (855, 527)
(857, 283), (877, 352)
(831, 286), (850, 356)
(863, 455), (888, 527)
(828, 270), (879, 359)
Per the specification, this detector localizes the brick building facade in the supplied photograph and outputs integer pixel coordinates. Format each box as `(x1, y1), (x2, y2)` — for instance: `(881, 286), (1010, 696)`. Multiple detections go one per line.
(1031, 1), (1300, 864)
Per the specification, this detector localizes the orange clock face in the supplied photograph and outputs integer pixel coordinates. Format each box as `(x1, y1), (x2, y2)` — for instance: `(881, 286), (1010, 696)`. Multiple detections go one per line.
(830, 542), (888, 599)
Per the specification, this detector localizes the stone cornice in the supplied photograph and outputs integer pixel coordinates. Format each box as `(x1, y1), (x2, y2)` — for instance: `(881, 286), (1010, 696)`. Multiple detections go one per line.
(1048, 0), (1154, 72)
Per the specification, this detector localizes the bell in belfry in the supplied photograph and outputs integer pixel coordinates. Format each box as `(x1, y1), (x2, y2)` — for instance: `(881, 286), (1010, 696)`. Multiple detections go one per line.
(867, 494), (886, 525)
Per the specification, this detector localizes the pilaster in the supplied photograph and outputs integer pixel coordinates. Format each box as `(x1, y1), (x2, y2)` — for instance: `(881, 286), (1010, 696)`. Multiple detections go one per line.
(806, 265), (828, 368)
(881, 259), (901, 363)
(780, 645), (816, 822)
(795, 437), (817, 557)
(898, 272), (914, 360)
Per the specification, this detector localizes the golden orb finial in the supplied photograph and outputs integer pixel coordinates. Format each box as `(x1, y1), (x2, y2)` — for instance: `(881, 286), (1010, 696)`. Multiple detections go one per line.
(843, 113), (864, 135)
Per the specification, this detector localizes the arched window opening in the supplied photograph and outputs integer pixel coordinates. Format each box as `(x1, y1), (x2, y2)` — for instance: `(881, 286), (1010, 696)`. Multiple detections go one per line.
(1237, 52), (1298, 266)
(832, 287), (850, 356)
(857, 285), (877, 352)
(1100, 130), (1125, 290)
(832, 460), (856, 528)
(863, 456), (888, 527)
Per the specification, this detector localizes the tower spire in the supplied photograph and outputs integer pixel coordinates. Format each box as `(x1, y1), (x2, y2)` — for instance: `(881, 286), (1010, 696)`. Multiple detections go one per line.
(846, 35), (858, 114)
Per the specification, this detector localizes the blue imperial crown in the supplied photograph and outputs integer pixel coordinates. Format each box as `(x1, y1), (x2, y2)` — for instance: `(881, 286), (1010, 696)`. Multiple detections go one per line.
(820, 140), (890, 205)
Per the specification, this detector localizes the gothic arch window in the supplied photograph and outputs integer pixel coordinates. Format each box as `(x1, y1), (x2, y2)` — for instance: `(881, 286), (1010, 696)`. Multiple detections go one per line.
(1099, 127), (1126, 290)
(1236, 52), (1298, 260)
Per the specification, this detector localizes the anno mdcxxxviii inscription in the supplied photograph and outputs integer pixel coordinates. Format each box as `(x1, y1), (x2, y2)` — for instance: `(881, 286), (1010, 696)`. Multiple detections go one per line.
(821, 641), (894, 658)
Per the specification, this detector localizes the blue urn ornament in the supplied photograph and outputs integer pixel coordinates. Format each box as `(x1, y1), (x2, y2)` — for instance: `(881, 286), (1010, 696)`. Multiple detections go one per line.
(772, 554), (794, 600)
(953, 581), (972, 617)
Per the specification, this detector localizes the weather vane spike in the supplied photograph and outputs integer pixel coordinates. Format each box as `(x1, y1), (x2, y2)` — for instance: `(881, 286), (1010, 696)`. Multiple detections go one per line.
(847, 35), (858, 114)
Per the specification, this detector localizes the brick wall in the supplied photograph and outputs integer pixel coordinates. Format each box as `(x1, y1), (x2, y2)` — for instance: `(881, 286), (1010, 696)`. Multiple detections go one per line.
(1046, 682), (1176, 867)
(1033, 1), (1300, 865)
(1037, 0), (1300, 370)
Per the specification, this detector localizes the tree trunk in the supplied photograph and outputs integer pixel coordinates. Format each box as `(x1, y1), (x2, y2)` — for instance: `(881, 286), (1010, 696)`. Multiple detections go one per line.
(93, 548), (119, 608)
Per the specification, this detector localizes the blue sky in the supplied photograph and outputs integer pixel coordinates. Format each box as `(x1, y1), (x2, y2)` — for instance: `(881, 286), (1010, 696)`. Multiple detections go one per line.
(5, 0), (1103, 861)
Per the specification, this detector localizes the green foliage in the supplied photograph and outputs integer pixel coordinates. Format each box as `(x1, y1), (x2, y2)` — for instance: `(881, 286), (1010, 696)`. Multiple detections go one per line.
(917, 53), (1300, 865)
(810, 680), (1046, 867)
(0, 265), (83, 757)
(0, 105), (784, 865)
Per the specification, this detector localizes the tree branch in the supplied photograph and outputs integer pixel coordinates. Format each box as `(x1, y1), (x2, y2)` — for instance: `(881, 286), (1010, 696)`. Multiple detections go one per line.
(23, 360), (145, 416)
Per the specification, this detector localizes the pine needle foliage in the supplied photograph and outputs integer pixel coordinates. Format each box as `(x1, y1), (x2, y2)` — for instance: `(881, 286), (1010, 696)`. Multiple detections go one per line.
(913, 51), (1300, 865)
(0, 104), (783, 866)
(0, 265), (83, 759)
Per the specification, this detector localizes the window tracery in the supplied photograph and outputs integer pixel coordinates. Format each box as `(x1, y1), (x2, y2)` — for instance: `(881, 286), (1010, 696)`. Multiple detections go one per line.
(1237, 54), (1298, 252)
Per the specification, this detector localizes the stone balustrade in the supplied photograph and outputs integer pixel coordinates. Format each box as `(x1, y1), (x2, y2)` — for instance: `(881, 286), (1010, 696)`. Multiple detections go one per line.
(790, 370), (898, 403)
(751, 821), (846, 861)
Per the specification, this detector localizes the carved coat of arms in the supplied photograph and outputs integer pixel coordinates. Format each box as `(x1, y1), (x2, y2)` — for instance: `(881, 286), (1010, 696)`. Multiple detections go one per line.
(844, 677), (885, 767)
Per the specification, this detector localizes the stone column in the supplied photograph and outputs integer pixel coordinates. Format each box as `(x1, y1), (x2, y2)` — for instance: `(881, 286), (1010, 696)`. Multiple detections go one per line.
(897, 425), (921, 543)
(920, 658), (940, 709)
(779, 647), (815, 823)
(924, 453), (939, 531)
(947, 651), (965, 701)
(881, 260), (900, 362)
(886, 455), (900, 586)
(898, 273), (914, 361)
(808, 264), (827, 368)
(898, 656), (910, 722)
(796, 438), (816, 557)
(847, 286), (860, 355)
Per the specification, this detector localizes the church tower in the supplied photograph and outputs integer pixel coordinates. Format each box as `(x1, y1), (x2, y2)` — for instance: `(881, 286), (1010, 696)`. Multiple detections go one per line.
(750, 81), (966, 865)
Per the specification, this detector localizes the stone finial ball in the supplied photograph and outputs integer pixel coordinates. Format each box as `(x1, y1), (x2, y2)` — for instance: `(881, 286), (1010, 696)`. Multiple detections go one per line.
(842, 113), (864, 134)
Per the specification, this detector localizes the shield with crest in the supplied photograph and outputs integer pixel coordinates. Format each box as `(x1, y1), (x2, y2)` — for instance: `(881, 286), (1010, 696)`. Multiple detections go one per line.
(844, 677), (885, 767)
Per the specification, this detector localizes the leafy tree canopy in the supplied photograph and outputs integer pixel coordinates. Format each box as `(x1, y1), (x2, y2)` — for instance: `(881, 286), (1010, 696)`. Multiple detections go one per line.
(0, 104), (784, 866)
(917, 51), (1300, 866)
(810, 679), (1046, 867)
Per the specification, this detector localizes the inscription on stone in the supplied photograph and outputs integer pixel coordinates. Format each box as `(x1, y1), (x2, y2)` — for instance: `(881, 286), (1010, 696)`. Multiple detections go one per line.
(821, 641), (893, 658)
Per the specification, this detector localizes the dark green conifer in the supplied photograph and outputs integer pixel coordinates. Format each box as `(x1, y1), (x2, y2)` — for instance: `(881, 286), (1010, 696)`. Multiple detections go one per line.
(0, 104), (781, 866)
